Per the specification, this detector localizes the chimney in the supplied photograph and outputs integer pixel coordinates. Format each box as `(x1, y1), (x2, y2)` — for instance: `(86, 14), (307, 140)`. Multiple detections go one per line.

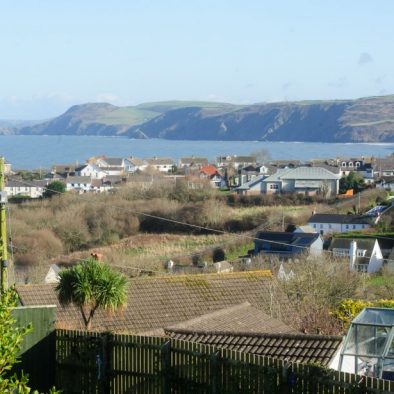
(349, 240), (357, 271)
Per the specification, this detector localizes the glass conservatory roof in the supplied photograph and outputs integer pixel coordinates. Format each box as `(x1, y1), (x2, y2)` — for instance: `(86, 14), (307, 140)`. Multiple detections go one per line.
(352, 308), (394, 327)
(340, 308), (394, 379)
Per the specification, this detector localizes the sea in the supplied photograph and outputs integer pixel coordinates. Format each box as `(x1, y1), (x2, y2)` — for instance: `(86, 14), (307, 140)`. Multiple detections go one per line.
(1, 135), (394, 169)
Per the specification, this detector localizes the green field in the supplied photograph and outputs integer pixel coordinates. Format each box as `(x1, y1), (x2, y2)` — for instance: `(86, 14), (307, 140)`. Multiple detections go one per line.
(97, 107), (160, 126)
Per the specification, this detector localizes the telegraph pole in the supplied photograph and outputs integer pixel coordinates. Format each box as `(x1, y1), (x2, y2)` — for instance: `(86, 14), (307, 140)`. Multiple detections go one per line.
(0, 157), (8, 292)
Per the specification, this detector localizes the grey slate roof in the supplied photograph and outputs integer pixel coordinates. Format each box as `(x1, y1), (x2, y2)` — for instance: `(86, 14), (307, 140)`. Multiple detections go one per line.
(65, 176), (91, 184)
(16, 271), (296, 333)
(236, 175), (265, 190)
(165, 302), (297, 334)
(103, 158), (123, 166)
(180, 157), (209, 165)
(255, 231), (320, 251)
(328, 238), (376, 252)
(165, 330), (343, 366)
(147, 157), (174, 165)
(280, 166), (339, 180)
(308, 213), (372, 225)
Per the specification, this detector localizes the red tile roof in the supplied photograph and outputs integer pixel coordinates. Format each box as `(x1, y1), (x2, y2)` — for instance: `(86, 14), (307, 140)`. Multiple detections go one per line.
(200, 165), (219, 177)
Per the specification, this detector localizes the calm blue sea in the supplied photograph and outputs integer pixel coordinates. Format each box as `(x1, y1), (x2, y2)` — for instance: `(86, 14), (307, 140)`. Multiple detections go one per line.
(0, 135), (393, 169)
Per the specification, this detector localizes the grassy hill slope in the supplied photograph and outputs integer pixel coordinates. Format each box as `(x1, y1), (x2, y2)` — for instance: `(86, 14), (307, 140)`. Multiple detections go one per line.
(15, 95), (394, 142)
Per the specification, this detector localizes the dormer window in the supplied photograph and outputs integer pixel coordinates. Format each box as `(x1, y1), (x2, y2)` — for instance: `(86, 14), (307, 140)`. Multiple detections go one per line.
(355, 162), (360, 167)
(348, 162), (354, 167)
(342, 162), (346, 167)
(357, 250), (366, 257)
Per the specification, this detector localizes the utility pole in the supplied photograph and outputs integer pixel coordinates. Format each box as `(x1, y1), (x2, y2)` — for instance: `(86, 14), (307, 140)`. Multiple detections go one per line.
(0, 157), (8, 292)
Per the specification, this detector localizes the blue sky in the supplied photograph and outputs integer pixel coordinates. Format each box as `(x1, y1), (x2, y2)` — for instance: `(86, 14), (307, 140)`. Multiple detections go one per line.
(0, 0), (393, 119)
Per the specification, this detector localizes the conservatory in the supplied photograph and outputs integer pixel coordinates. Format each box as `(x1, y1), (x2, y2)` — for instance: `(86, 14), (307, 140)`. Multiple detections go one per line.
(339, 308), (394, 380)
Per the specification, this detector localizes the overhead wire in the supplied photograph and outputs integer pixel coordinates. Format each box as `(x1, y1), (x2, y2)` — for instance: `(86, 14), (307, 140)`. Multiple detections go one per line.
(6, 176), (394, 267)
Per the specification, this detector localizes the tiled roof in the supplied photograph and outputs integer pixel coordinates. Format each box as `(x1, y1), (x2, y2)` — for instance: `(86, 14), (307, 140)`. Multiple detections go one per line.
(200, 165), (219, 177)
(165, 302), (297, 334)
(308, 213), (372, 225)
(165, 330), (343, 366)
(16, 271), (296, 333)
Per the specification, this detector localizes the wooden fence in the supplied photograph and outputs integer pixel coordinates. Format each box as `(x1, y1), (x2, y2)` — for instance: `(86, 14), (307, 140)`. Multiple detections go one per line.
(55, 329), (394, 394)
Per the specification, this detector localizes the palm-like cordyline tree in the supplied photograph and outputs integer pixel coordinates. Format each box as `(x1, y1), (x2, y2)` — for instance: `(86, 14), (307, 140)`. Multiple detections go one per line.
(55, 258), (128, 330)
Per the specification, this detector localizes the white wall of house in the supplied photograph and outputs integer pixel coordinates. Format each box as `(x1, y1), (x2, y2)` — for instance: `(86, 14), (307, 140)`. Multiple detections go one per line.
(368, 240), (384, 273)
(5, 185), (45, 198)
(77, 164), (107, 179)
(66, 181), (92, 192)
(308, 222), (369, 234)
(264, 182), (281, 194)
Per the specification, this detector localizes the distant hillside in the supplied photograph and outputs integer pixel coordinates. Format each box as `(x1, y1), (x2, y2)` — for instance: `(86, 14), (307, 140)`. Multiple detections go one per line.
(14, 95), (394, 142)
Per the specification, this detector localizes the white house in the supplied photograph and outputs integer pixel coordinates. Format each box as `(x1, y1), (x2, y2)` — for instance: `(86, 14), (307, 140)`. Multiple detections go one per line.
(5, 180), (48, 199)
(308, 213), (372, 234)
(75, 164), (107, 179)
(216, 155), (256, 170)
(45, 264), (61, 283)
(65, 176), (92, 193)
(236, 167), (340, 196)
(329, 238), (384, 273)
(146, 157), (175, 173)
(179, 157), (209, 170)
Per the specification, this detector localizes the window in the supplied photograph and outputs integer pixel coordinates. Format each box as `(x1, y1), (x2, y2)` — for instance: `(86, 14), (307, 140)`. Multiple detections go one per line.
(329, 224), (332, 229)
(348, 162), (354, 167)
(320, 224), (323, 229)
(342, 162), (346, 167)
(269, 184), (279, 190)
(346, 225), (349, 229)
(334, 249), (349, 257)
(353, 225), (356, 229)
(355, 162), (361, 167)
(313, 224), (316, 228)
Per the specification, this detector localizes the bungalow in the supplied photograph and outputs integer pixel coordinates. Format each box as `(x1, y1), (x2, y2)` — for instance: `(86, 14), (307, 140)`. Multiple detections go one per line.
(372, 158), (394, 178)
(16, 271), (296, 333)
(262, 166), (340, 196)
(127, 157), (148, 172)
(329, 238), (384, 273)
(307, 213), (372, 234)
(253, 231), (323, 259)
(179, 157), (209, 170)
(146, 157), (175, 173)
(235, 175), (266, 195)
(216, 155), (257, 170)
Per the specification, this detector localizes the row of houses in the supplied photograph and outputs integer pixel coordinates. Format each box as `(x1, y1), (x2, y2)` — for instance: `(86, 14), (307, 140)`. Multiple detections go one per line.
(6, 154), (394, 198)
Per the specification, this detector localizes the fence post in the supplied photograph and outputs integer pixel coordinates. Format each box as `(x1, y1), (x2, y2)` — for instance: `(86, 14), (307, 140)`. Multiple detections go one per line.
(161, 341), (171, 394)
(100, 332), (111, 394)
(210, 351), (221, 394)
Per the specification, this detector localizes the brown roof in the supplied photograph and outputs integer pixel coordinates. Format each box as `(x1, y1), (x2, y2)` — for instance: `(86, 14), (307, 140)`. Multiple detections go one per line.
(16, 270), (296, 333)
(165, 302), (297, 334)
(166, 330), (343, 366)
